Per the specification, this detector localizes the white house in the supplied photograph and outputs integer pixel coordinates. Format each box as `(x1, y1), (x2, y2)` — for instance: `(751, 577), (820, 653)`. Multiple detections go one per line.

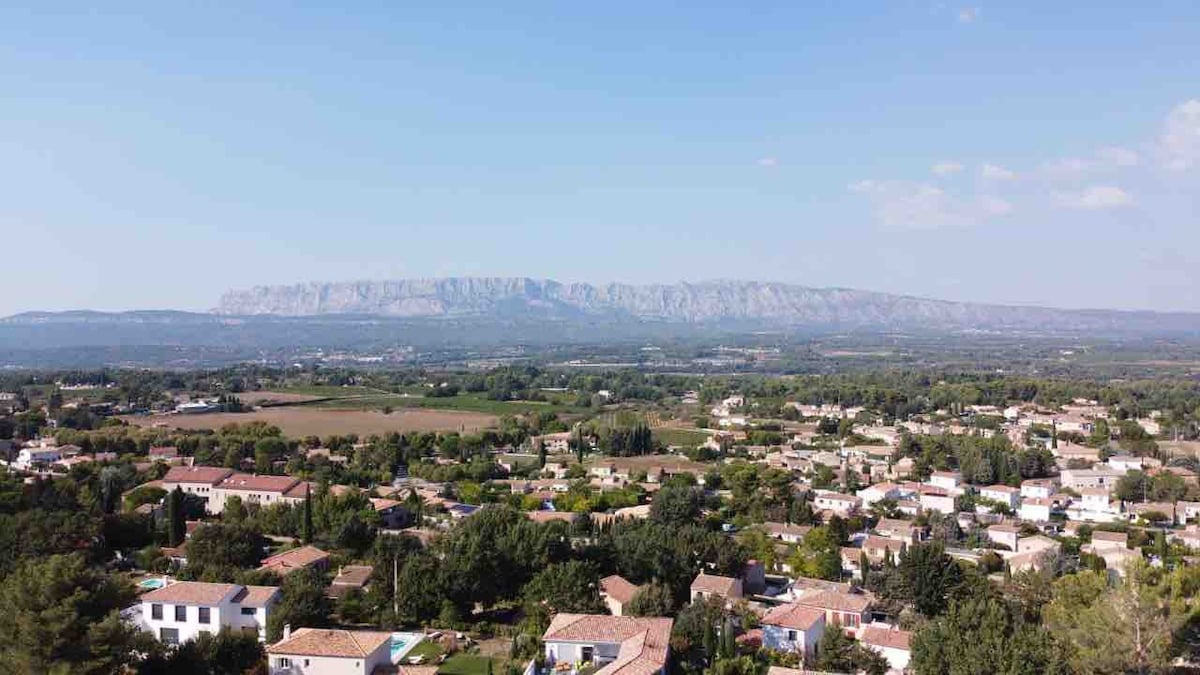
(160, 466), (236, 511)
(978, 485), (1021, 511)
(1018, 497), (1053, 523)
(267, 627), (393, 675)
(812, 490), (861, 516)
(690, 573), (743, 604)
(986, 524), (1021, 551)
(1060, 467), (1122, 492)
(210, 473), (302, 514)
(542, 614), (673, 675)
(927, 471), (963, 495)
(760, 603), (826, 656)
(1176, 501), (1200, 525)
(856, 482), (901, 508)
(1106, 455), (1145, 473)
(763, 522), (812, 544)
(1066, 488), (1123, 523)
(860, 624), (912, 674)
(138, 581), (279, 644)
(14, 445), (63, 469)
(918, 488), (955, 515)
(1020, 478), (1057, 500)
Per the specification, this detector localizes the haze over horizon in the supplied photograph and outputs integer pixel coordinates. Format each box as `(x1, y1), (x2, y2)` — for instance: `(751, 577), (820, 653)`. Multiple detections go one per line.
(2, 2), (1199, 317)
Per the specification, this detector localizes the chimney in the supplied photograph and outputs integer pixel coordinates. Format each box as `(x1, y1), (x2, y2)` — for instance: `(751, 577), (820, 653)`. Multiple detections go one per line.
(283, 624), (292, 640)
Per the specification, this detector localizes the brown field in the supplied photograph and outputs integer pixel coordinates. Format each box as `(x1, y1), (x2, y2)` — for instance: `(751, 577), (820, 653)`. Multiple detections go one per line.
(593, 454), (711, 474)
(122, 408), (498, 437)
(1159, 440), (1200, 458)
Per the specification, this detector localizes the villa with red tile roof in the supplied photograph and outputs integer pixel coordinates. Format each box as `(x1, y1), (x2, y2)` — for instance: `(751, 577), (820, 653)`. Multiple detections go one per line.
(137, 581), (279, 644)
(210, 473), (301, 514)
(259, 545), (331, 577)
(599, 575), (641, 617)
(267, 627), (394, 675)
(541, 613), (674, 675)
(760, 602), (826, 656)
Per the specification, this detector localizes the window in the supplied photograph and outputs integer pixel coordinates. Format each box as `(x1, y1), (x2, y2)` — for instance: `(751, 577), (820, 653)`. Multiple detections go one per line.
(581, 647), (594, 663)
(151, 604), (163, 620)
(278, 658), (292, 668)
(304, 660), (311, 666)
(175, 605), (187, 622)
(787, 630), (797, 642)
(241, 607), (257, 616)
(160, 628), (179, 645)
(198, 607), (211, 624)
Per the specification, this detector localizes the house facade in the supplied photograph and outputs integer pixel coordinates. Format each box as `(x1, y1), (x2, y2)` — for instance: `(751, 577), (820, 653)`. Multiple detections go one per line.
(760, 603), (826, 656)
(138, 581), (279, 644)
(541, 614), (673, 675)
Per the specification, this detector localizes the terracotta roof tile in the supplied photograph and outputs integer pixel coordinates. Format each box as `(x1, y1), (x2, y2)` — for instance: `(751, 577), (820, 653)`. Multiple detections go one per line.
(268, 628), (392, 658)
(761, 603), (825, 631)
(861, 625), (912, 651)
(600, 575), (641, 605)
(162, 466), (234, 485)
(141, 581), (238, 605)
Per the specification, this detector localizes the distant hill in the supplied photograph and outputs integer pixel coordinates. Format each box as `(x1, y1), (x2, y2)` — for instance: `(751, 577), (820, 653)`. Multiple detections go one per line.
(214, 277), (1200, 335)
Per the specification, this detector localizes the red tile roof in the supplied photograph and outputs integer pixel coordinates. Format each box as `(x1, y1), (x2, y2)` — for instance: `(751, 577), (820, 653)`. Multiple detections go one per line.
(162, 466), (234, 485)
(543, 614), (673, 675)
(259, 545), (330, 575)
(600, 575), (641, 605)
(218, 473), (300, 493)
(268, 628), (392, 658)
(861, 624), (912, 651)
(761, 603), (825, 631)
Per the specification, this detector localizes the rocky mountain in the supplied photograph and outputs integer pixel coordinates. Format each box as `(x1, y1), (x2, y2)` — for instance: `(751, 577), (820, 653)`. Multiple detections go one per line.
(215, 277), (1200, 334)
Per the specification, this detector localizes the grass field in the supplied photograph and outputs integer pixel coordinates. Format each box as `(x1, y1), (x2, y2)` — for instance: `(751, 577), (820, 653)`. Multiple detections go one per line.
(121, 407), (498, 436)
(438, 655), (493, 675)
(651, 427), (711, 447)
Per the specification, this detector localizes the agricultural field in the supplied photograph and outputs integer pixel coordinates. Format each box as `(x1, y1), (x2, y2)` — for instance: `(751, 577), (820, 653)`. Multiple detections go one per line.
(121, 407), (498, 437)
(256, 386), (587, 417)
(651, 426), (712, 447)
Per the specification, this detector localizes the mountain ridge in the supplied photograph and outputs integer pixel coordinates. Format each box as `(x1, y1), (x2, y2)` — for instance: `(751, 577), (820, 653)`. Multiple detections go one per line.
(210, 277), (1200, 333)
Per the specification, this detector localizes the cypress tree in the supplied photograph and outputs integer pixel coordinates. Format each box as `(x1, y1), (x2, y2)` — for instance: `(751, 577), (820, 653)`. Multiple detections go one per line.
(167, 486), (185, 547)
(302, 484), (314, 544)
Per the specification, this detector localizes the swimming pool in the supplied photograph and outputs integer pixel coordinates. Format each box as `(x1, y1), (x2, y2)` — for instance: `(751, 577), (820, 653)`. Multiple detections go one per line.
(390, 632), (426, 663)
(138, 578), (167, 590)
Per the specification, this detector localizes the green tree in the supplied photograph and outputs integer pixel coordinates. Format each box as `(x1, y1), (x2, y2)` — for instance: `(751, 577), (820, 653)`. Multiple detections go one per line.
(897, 542), (964, 617)
(0, 554), (139, 674)
(815, 627), (888, 675)
(522, 561), (605, 614)
(302, 484), (314, 544)
(649, 484), (701, 526)
(625, 581), (675, 617)
(267, 567), (332, 641)
(166, 486), (185, 547)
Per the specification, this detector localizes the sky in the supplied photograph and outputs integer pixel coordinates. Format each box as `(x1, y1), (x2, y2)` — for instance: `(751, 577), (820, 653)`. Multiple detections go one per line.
(1, 2), (1198, 316)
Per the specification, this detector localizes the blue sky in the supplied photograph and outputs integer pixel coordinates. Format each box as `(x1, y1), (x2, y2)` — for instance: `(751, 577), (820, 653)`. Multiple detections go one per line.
(1, 2), (1198, 315)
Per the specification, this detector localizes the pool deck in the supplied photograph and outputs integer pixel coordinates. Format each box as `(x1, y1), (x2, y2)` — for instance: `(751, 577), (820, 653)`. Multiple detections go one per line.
(390, 631), (427, 664)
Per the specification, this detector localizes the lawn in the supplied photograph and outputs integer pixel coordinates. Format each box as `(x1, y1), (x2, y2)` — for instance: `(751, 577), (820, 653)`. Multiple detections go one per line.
(407, 639), (445, 663)
(651, 427), (711, 447)
(438, 654), (494, 675)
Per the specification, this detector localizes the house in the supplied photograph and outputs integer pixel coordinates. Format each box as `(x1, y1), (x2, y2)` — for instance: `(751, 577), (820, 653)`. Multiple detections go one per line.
(690, 573), (743, 604)
(862, 535), (905, 563)
(14, 445), (63, 470)
(211, 473), (301, 514)
(532, 433), (572, 454)
(1060, 467), (1122, 492)
(856, 482), (901, 508)
(259, 545), (331, 577)
(760, 603), (826, 656)
(1020, 478), (1058, 500)
(860, 624), (913, 674)
(873, 518), (926, 544)
(328, 565), (373, 599)
(928, 471), (963, 494)
(762, 521), (812, 544)
(986, 524), (1021, 551)
(792, 588), (872, 631)
(1126, 502), (1175, 524)
(599, 575), (641, 617)
(1066, 488), (1123, 523)
(979, 485), (1020, 511)
(160, 466), (236, 511)
(1088, 530), (1128, 552)
(267, 627), (393, 675)
(918, 488), (955, 515)
(137, 581), (279, 644)
(541, 614), (673, 675)
(1107, 455), (1145, 473)
(1018, 498), (1053, 523)
(1176, 501), (1200, 525)
(812, 490), (861, 516)
(369, 498), (408, 529)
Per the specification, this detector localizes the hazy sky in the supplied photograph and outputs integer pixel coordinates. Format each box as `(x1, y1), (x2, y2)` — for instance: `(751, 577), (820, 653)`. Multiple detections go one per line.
(2, 2), (1199, 316)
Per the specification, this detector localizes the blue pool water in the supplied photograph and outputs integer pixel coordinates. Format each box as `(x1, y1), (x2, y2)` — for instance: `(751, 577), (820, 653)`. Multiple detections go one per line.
(390, 632), (426, 662)
(138, 578), (166, 590)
